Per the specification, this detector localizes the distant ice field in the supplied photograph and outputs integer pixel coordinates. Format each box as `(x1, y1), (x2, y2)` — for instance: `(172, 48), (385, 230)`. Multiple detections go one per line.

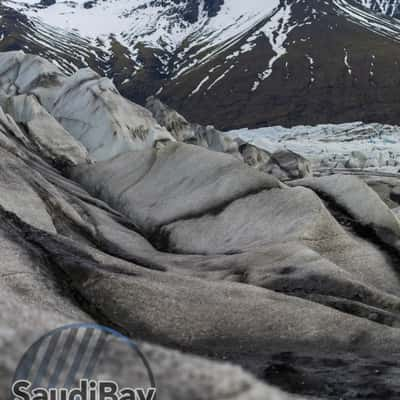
(227, 122), (400, 172)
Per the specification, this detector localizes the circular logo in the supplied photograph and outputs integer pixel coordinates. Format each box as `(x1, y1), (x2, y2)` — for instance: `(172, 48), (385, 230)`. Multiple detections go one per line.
(11, 323), (156, 400)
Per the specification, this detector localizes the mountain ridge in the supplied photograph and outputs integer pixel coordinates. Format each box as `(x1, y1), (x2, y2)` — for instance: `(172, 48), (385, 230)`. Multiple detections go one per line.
(3, 0), (400, 128)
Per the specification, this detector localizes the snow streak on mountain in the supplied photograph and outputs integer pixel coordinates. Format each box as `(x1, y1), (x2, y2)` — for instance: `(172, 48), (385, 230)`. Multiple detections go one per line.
(2, 0), (400, 128)
(4, 0), (289, 78)
(357, 0), (400, 17)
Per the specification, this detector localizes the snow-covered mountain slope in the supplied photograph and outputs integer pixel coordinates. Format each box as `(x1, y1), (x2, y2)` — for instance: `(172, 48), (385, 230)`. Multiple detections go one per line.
(2, 0), (288, 76)
(3, 0), (276, 51)
(356, 0), (400, 17)
(3, 0), (400, 128)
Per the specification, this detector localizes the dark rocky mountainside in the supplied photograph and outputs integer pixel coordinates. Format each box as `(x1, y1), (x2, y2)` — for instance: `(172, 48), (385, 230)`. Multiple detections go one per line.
(3, 0), (400, 129)
(1, 50), (400, 398)
(160, 0), (400, 129)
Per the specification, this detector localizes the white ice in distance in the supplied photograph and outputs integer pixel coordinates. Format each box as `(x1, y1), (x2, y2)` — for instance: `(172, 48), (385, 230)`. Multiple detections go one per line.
(227, 122), (400, 172)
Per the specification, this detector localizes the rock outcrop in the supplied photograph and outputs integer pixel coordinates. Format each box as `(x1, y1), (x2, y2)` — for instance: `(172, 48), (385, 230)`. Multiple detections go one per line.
(237, 141), (271, 170)
(146, 96), (239, 157)
(264, 150), (312, 181)
(1, 51), (400, 399)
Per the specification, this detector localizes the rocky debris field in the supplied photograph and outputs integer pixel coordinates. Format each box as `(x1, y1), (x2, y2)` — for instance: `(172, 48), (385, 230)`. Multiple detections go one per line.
(1, 50), (400, 399)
